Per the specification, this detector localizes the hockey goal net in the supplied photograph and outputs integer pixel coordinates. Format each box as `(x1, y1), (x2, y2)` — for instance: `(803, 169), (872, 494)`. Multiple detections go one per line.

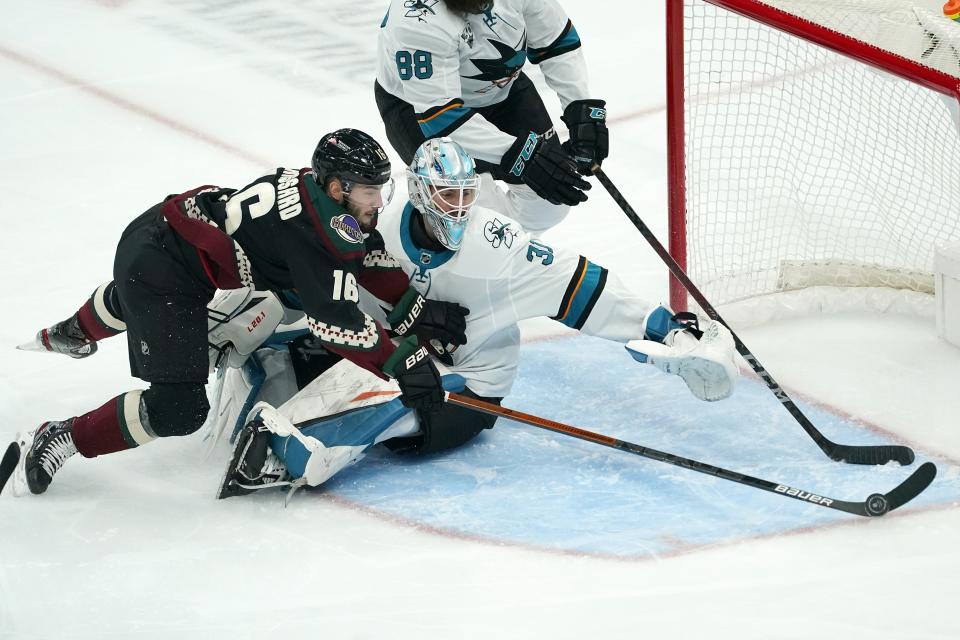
(668, 0), (960, 321)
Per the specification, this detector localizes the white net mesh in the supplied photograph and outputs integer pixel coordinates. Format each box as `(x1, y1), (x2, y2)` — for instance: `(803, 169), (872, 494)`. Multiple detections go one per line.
(679, 0), (960, 310)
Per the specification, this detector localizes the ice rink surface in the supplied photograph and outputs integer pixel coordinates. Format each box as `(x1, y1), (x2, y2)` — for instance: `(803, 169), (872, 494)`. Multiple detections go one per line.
(1, 1), (958, 639)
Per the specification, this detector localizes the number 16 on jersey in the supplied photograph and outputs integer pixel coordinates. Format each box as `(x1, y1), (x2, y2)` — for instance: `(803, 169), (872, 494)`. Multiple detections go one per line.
(332, 270), (359, 302)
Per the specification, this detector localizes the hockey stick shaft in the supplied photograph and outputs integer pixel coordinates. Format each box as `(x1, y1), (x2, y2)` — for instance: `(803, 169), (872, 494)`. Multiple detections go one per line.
(593, 168), (914, 466)
(445, 393), (935, 517)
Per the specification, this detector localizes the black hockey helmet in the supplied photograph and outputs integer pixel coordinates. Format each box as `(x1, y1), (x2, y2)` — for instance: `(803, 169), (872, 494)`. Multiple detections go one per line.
(312, 128), (392, 191)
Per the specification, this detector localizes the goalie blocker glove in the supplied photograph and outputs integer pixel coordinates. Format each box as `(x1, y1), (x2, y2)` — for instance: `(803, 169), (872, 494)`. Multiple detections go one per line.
(500, 132), (590, 206)
(561, 99), (609, 175)
(387, 287), (469, 350)
(383, 337), (445, 414)
(625, 306), (740, 402)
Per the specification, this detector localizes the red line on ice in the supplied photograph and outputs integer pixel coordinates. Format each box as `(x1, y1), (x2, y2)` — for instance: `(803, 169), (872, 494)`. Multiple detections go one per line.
(0, 44), (272, 168)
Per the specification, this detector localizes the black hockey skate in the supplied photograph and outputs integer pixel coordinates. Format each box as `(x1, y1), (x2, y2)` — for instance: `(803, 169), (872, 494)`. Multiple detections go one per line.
(18, 314), (97, 359)
(9, 420), (79, 495)
(217, 420), (291, 499)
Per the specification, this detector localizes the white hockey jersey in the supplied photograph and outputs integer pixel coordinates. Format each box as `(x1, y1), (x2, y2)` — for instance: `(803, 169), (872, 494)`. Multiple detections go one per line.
(374, 196), (654, 397)
(376, 0), (591, 164)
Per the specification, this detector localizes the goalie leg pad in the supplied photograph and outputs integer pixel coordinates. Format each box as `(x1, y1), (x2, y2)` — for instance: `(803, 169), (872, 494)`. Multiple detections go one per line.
(253, 399), (411, 487)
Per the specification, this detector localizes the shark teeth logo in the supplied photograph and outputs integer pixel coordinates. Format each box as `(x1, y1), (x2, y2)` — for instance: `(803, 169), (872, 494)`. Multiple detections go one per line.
(330, 214), (363, 244)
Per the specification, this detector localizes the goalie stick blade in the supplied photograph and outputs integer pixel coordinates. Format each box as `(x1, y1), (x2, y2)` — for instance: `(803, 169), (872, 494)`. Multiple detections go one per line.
(0, 442), (21, 495)
(830, 443), (915, 466)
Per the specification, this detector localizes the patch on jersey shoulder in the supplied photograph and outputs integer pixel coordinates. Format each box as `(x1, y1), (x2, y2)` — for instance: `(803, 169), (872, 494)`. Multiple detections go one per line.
(483, 217), (515, 249)
(330, 214), (364, 244)
(461, 24), (474, 48)
(404, 0), (440, 22)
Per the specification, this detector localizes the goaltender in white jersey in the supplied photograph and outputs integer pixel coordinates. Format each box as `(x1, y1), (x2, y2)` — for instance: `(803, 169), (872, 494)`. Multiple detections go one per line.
(378, 179), (643, 398)
(214, 139), (738, 499)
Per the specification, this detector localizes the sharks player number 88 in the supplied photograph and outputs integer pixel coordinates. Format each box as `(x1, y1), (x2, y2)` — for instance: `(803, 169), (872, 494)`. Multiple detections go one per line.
(395, 50), (433, 80)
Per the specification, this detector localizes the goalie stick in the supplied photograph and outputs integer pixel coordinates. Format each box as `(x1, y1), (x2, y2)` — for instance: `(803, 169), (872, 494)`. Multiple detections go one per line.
(594, 168), (915, 467)
(446, 393), (935, 517)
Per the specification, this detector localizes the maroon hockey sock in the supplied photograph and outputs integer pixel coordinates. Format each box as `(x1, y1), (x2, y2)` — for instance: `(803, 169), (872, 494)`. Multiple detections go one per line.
(76, 282), (126, 341)
(72, 391), (156, 458)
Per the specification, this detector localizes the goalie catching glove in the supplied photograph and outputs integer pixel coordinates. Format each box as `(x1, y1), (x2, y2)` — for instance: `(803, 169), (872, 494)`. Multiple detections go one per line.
(626, 306), (739, 402)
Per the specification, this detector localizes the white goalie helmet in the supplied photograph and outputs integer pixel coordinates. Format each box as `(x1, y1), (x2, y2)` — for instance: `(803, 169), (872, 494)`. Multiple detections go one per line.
(407, 138), (481, 250)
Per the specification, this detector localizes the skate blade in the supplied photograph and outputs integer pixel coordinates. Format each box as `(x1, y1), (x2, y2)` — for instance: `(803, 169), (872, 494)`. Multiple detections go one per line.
(16, 339), (45, 354)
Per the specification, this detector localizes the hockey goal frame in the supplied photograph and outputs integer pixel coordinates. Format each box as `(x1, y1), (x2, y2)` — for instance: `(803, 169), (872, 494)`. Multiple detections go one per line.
(666, 0), (960, 312)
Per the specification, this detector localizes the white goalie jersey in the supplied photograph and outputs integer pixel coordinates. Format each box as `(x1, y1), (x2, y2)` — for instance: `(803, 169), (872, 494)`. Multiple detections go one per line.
(374, 195), (654, 398)
(376, 0), (591, 163)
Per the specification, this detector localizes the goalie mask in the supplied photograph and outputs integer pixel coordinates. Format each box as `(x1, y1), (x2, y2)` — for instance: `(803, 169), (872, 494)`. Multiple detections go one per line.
(407, 138), (480, 251)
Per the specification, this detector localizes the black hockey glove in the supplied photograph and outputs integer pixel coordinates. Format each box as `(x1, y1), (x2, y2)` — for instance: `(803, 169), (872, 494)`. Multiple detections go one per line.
(383, 337), (445, 414)
(561, 99), (609, 175)
(387, 287), (469, 347)
(500, 132), (590, 206)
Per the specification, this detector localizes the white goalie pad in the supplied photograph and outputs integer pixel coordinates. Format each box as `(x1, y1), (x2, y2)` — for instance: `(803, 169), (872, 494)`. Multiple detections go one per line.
(277, 358), (403, 425)
(202, 347), (300, 457)
(250, 360), (420, 487)
(207, 289), (286, 370)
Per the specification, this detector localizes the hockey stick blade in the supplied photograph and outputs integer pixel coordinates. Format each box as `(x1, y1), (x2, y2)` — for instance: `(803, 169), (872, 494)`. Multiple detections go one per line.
(830, 461), (937, 517)
(446, 393), (936, 518)
(0, 442), (21, 495)
(595, 168), (915, 467)
(830, 443), (915, 466)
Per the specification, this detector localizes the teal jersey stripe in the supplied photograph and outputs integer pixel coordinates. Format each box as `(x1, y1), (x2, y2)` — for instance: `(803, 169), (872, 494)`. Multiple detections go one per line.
(418, 105), (473, 138)
(558, 260), (603, 329)
(529, 23), (582, 64)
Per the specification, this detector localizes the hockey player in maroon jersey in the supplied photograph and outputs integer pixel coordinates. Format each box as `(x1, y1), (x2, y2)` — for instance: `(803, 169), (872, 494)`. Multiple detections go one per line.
(2, 128), (468, 497)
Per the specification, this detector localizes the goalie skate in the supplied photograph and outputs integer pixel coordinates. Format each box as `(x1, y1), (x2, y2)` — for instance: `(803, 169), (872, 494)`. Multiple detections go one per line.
(217, 419), (291, 499)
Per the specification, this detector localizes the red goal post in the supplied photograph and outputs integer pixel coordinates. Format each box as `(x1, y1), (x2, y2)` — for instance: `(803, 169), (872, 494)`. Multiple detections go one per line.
(667, 0), (960, 319)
